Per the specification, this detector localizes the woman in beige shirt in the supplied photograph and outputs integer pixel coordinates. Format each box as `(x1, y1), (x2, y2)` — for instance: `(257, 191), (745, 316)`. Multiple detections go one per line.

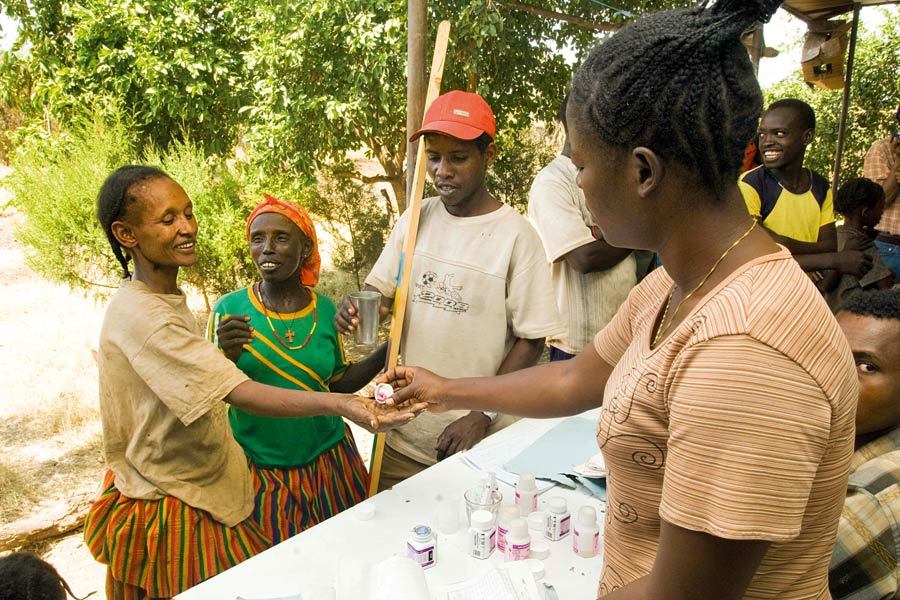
(381, 1), (857, 598)
(84, 166), (423, 599)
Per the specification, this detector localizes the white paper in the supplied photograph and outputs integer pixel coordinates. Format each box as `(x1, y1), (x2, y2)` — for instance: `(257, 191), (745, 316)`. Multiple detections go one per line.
(440, 563), (542, 600)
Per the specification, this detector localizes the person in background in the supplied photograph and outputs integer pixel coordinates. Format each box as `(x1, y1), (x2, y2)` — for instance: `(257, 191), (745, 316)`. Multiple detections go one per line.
(0, 553), (81, 600)
(336, 90), (561, 490)
(739, 98), (871, 282)
(85, 166), (422, 598)
(209, 195), (389, 544)
(528, 93), (636, 361)
(379, 1), (859, 597)
(824, 178), (894, 311)
(829, 289), (900, 600)
(863, 105), (900, 279)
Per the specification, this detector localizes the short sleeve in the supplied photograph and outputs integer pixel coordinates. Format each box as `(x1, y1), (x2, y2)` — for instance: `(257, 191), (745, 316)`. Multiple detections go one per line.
(593, 290), (635, 366)
(660, 336), (831, 541)
(828, 487), (899, 600)
(738, 176), (762, 219)
(505, 228), (563, 340)
(527, 173), (595, 262)
(862, 140), (893, 185)
(365, 210), (408, 298)
(820, 187), (836, 228)
(131, 322), (249, 426)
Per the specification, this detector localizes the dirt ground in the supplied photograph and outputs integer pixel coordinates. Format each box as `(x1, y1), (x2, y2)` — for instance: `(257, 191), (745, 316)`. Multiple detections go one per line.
(0, 165), (374, 598)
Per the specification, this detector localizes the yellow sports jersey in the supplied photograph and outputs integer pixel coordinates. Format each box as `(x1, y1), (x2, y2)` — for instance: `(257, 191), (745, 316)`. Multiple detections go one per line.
(739, 166), (834, 243)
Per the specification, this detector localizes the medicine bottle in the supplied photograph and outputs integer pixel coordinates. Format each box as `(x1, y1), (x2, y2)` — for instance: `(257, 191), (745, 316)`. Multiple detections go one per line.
(468, 510), (496, 560)
(497, 505), (520, 551)
(544, 497), (570, 541)
(504, 518), (531, 562)
(572, 506), (600, 558)
(406, 525), (436, 568)
(515, 473), (538, 515)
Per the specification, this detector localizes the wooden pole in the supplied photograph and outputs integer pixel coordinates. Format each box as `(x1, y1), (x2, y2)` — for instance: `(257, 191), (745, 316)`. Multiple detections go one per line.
(832, 2), (861, 190)
(368, 20), (451, 497)
(406, 0), (427, 204)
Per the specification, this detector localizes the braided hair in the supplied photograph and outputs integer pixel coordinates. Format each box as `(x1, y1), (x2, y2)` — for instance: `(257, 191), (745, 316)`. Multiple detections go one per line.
(570, 0), (782, 196)
(96, 165), (170, 278)
(0, 552), (84, 600)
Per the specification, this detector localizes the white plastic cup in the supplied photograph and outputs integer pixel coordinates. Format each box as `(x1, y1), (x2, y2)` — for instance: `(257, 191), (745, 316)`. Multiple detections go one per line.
(350, 291), (382, 345)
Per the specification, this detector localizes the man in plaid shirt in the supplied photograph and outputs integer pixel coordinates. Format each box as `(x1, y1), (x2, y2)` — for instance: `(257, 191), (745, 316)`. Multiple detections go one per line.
(863, 106), (900, 280)
(829, 289), (900, 600)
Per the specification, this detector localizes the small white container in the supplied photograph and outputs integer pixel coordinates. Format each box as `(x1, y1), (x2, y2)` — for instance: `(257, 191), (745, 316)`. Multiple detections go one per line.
(572, 506), (600, 558)
(527, 511), (546, 536)
(468, 510), (496, 560)
(406, 525), (436, 568)
(373, 383), (394, 404)
(515, 473), (538, 515)
(544, 497), (571, 541)
(497, 505), (520, 552)
(504, 518), (531, 562)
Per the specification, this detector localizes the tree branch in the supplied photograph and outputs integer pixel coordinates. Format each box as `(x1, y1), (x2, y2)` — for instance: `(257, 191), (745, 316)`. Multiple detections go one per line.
(498, 1), (622, 32)
(331, 169), (400, 185)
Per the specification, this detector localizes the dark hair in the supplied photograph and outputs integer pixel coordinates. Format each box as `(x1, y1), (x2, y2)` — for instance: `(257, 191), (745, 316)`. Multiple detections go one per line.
(839, 289), (900, 320)
(766, 98), (816, 130)
(558, 92), (569, 130)
(96, 165), (170, 278)
(0, 552), (84, 600)
(474, 132), (494, 154)
(569, 0), (781, 195)
(835, 177), (885, 215)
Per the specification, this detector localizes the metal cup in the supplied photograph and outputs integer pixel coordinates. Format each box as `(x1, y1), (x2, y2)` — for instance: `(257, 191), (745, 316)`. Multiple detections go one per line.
(350, 290), (382, 345)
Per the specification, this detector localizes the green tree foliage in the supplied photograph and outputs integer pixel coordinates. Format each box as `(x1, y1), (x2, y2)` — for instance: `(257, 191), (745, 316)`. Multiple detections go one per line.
(8, 114), (257, 305)
(1, 0), (249, 154)
(764, 14), (900, 182)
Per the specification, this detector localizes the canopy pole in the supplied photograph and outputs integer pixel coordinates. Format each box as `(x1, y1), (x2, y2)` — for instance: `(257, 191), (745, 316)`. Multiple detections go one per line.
(831, 2), (861, 190)
(406, 0), (427, 203)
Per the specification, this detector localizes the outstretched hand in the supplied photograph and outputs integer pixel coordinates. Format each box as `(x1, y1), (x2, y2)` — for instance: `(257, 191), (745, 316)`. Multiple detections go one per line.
(342, 395), (428, 434)
(376, 366), (450, 413)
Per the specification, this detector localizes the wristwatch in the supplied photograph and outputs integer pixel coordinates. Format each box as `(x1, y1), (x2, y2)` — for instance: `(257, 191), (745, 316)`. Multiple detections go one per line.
(481, 411), (498, 422)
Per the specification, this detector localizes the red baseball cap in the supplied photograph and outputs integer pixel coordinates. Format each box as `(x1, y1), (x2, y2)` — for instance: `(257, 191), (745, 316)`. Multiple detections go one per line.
(409, 90), (496, 142)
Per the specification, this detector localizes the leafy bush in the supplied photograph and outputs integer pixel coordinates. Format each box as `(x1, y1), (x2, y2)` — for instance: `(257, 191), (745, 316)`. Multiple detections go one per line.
(9, 112), (258, 305)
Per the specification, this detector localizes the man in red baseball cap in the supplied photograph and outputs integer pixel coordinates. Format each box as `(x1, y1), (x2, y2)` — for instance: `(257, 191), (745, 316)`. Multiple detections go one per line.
(337, 91), (561, 489)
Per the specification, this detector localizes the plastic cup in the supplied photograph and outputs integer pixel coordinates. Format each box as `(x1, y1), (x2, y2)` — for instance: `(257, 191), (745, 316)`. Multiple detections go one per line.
(464, 486), (502, 527)
(349, 291), (382, 345)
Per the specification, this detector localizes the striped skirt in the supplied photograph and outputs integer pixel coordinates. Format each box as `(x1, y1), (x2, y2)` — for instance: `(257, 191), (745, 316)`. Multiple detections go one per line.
(251, 426), (369, 544)
(83, 470), (271, 600)
(83, 426), (368, 599)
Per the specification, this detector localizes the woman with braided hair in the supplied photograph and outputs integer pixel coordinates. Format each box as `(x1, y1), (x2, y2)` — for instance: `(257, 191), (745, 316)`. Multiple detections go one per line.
(86, 166), (424, 598)
(380, 1), (857, 598)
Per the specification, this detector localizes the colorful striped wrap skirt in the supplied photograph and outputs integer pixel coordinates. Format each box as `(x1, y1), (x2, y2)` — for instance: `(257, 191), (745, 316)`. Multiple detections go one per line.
(84, 426), (369, 599)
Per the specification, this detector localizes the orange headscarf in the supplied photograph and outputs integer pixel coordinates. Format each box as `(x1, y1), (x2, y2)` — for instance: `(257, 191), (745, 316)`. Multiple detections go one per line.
(246, 194), (321, 287)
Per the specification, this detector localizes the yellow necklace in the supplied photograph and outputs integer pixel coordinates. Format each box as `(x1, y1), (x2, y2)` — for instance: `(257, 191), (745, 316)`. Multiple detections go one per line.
(652, 220), (757, 348)
(254, 283), (318, 350)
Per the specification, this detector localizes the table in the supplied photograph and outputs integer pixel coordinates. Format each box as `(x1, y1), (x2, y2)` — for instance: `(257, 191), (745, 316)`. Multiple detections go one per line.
(176, 412), (606, 600)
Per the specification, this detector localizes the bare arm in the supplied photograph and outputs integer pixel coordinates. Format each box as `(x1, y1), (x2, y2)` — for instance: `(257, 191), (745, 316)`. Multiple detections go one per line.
(563, 239), (632, 274)
(496, 337), (544, 375)
(764, 222), (836, 256)
(382, 343), (613, 419)
(329, 342), (388, 393)
(600, 520), (770, 600)
(226, 380), (424, 432)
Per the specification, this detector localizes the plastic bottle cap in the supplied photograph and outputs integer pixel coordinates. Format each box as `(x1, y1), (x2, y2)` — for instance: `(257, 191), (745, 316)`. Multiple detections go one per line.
(356, 502), (375, 521)
(577, 506), (598, 527)
(527, 511), (545, 532)
(548, 496), (568, 514)
(525, 558), (545, 580)
(499, 505), (520, 523)
(517, 473), (537, 491)
(412, 525), (433, 542)
(508, 517), (528, 538)
(530, 542), (550, 559)
(471, 510), (494, 530)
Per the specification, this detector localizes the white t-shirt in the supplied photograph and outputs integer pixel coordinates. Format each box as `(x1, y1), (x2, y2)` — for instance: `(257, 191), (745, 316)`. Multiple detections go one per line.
(528, 155), (636, 354)
(366, 198), (562, 465)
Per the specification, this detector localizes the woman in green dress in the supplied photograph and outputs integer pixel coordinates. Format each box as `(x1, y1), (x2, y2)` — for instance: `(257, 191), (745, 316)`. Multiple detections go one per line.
(210, 194), (385, 543)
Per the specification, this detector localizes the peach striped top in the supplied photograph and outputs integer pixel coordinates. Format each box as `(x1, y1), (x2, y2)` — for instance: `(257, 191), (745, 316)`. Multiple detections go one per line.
(593, 249), (857, 599)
